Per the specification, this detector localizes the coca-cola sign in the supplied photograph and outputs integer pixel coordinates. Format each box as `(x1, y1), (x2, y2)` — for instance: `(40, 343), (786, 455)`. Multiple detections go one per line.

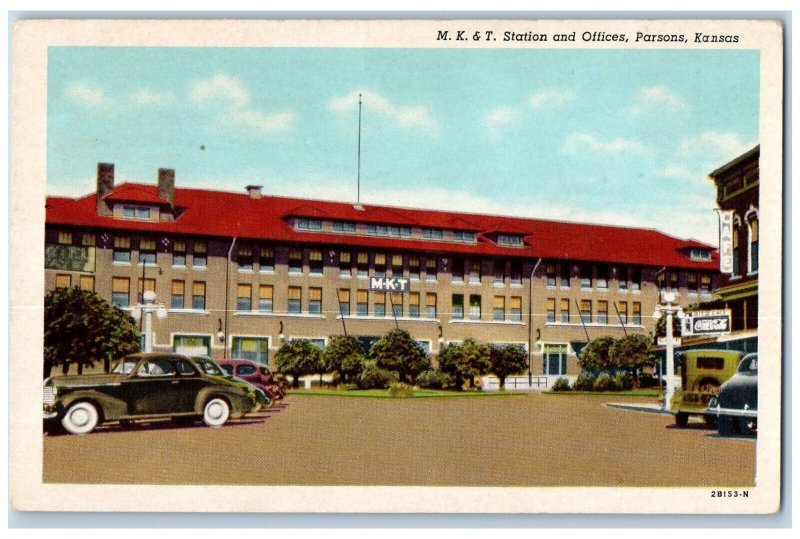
(682, 310), (731, 336)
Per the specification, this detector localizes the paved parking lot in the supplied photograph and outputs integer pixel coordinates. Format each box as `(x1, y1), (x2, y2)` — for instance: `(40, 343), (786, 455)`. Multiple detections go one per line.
(43, 393), (755, 486)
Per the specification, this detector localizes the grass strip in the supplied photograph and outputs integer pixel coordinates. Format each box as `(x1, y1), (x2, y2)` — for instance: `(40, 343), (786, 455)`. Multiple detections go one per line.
(287, 389), (527, 399)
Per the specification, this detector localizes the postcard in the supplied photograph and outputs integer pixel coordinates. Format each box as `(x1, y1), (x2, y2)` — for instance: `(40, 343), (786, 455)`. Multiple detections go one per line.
(10, 18), (783, 514)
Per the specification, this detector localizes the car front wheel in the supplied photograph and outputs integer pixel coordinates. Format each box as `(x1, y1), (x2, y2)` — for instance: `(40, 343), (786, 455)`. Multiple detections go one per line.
(203, 398), (230, 427)
(62, 401), (100, 435)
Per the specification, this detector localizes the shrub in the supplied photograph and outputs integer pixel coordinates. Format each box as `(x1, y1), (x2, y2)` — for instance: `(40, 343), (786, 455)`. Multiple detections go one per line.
(415, 369), (452, 389)
(573, 372), (596, 391)
(551, 377), (572, 392)
(614, 372), (635, 391)
(592, 373), (617, 392)
(357, 362), (399, 389)
(388, 381), (414, 397)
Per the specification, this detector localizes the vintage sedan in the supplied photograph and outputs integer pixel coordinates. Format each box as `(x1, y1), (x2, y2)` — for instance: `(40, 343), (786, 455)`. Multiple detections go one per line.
(709, 353), (758, 437)
(43, 353), (259, 435)
(191, 355), (271, 408)
(217, 358), (285, 400)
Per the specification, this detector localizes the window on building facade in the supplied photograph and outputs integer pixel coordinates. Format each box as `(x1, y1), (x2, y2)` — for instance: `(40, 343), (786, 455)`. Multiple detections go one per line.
(173, 239), (186, 266)
(390, 292), (403, 317)
(288, 286), (302, 314)
(238, 245), (253, 271)
(598, 300), (608, 325)
(76, 275), (93, 292)
(237, 284), (252, 312)
(497, 235), (523, 247)
(560, 298), (570, 323)
(112, 277), (130, 308)
(409, 256), (420, 280)
(332, 221), (357, 234)
(469, 295), (482, 320)
(82, 233), (95, 247)
(422, 228), (444, 240)
(339, 251), (352, 277)
(259, 247), (275, 272)
(543, 344), (568, 376)
(374, 253), (387, 278)
(559, 264), (570, 288)
(171, 280), (185, 309)
(356, 252), (369, 278)
(55, 274), (71, 289)
(618, 301), (628, 324)
(309, 250), (323, 275)
(390, 254), (403, 277)
(749, 217), (759, 273)
(374, 291), (386, 317)
(580, 264), (592, 289)
(657, 273), (666, 293)
(689, 248), (712, 261)
(192, 281), (206, 310)
(123, 205), (152, 220)
(493, 296), (506, 321)
(580, 300), (592, 324)
(57, 230), (73, 245)
(426, 258), (438, 282)
(510, 296), (522, 322)
(288, 249), (303, 273)
(409, 292), (420, 318)
(338, 289), (351, 316)
(618, 267), (628, 291)
(493, 260), (505, 285)
(700, 275), (711, 293)
(451, 294), (464, 319)
(193, 241), (207, 268)
(232, 337), (270, 364)
(309, 287), (322, 314)
(138, 237), (156, 265)
(732, 224), (741, 276)
(669, 271), (679, 292)
(688, 273), (698, 294)
(546, 298), (556, 323)
(426, 293), (438, 319)
(173, 335), (211, 356)
(468, 260), (481, 284)
(596, 265), (608, 290)
(631, 268), (641, 291)
(356, 290), (368, 316)
(296, 218), (322, 231)
(510, 260), (523, 286)
(546, 264), (556, 287)
(258, 285), (274, 313)
(632, 302), (641, 325)
(113, 236), (131, 263)
(137, 278), (155, 303)
(451, 257), (465, 284)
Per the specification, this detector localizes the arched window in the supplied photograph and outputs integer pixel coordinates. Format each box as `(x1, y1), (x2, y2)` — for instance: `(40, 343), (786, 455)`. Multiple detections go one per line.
(748, 216), (759, 273)
(732, 223), (741, 277)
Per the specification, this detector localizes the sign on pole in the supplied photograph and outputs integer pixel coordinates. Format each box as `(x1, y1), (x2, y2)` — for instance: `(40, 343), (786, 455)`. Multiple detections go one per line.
(681, 310), (732, 336)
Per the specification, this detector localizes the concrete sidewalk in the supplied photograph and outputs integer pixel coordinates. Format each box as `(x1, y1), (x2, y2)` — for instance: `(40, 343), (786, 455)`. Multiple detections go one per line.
(605, 402), (673, 415)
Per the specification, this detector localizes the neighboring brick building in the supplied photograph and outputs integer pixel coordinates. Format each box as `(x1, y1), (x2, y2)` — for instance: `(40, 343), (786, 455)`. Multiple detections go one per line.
(45, 163), (721, 380)
(707, 145), (760, 338)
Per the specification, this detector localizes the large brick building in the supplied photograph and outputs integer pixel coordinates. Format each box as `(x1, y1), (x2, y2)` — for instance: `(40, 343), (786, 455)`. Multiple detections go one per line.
(45, 163), (721, 381)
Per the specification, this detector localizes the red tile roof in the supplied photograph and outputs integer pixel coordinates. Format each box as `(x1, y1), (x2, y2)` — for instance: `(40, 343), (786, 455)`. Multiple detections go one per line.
(103, 183), (171, 205)
(46, 182), (719, 270)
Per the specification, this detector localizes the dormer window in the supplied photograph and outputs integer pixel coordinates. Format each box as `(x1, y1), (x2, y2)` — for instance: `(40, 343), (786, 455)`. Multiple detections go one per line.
(453, 231), (476, 244)
(422, 228), (444, 240)
(122, 205), (152, 220)
(332, 221), (357, 234)
(498, 234), (524, 247)
(296, 218), (322, 231)
(689, 248), (712, 261)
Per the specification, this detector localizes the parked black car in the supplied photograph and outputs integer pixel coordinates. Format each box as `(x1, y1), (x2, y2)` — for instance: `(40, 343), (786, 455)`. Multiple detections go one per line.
(43, 353), (259, 435)
(708, 353), (757, 437)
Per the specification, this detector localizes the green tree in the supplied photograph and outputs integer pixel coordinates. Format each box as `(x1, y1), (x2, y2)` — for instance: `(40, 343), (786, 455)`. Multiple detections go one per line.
(489, 344), (529, 389)
(577, 336), (617, 373)
(369, 328), (430, 383)
(274, 339), (325, 388)
(324, 335), (366, 383)
(44, 287), (141, 378)
(437, 338), (491, 391)
(609, 334), (654, 386)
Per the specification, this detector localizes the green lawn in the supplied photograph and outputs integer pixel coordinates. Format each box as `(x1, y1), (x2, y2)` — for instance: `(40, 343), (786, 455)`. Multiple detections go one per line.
(543, 389), (663, 397)
(287, 388), (526, 399)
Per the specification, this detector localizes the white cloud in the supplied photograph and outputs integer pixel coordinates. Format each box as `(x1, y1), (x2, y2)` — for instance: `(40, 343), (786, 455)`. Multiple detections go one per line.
(629, 85), (688, 115)
(130, 89), (176, 106)
(528, 88), (578, 109)
(329, 90), (437, 131)
(481, 106), (517, 129)
(678, 131), (755, 164)
(653, 164), (699, 182)
(66, 83), (111, 106)
(560, 132), (649, 156)
(190, 74), (293, 132)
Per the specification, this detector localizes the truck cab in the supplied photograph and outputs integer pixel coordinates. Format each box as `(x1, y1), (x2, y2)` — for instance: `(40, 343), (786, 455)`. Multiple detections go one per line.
(671, 349), (744, 427)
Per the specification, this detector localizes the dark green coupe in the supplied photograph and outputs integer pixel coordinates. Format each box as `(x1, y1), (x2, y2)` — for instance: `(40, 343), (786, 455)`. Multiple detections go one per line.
(43, 353), (259, 435)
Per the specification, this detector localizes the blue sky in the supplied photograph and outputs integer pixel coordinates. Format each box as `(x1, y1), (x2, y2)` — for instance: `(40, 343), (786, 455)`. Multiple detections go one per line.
(47, 47), (759, 244)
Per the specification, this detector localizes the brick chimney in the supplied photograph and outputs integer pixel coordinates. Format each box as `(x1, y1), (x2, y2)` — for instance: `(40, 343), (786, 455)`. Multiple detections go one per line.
(96, 163), (114, 216)
(246, 185), (263, 199)
(158, 168), (175, 209)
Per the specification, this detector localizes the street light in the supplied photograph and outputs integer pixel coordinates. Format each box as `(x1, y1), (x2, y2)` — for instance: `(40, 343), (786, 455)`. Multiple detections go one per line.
(653, 291), (684, 412)
(131, 290), (167, 353)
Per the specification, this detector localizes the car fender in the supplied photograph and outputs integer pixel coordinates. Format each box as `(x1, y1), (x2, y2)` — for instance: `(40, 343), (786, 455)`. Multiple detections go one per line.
(193, 386), (252, 419)
(57, 390), (127, 421)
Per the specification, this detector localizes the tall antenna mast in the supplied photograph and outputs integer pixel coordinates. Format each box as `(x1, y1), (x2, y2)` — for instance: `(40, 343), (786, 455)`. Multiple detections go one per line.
(357, 93), (362, 204)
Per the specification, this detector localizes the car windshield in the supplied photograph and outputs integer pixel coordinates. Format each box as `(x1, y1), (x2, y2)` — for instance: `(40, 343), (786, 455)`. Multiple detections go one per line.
(739, 355), (758, 373)
(195, 360), (223, 376)
(219, 365), (234, 377)
(111, 358), (139, 374)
